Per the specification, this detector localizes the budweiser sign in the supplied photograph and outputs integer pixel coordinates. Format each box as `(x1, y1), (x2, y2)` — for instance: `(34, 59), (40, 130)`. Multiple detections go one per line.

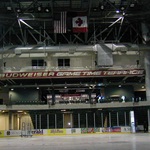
(0, 69), (144, 79)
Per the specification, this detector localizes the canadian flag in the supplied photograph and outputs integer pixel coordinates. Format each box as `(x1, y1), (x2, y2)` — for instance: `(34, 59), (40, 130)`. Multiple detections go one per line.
(72, 16), (88, 33)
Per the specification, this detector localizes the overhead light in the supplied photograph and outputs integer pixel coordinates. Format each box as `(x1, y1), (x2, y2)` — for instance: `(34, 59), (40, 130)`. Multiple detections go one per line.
(100, 5), (104, 10)
(93, 8), (97, 11)
(120, 6), (125, 11)
(16, 8), (21, 13)
(116, 10), (120, 14)
(7, 6), (12, 11)
(45, 8), (50, 13)
(89, 86), (92, 89)
(61, 109), (66, 112)
(130, 3), (135, 8)
(11, 88), (14, 91)
(4, 84), (7, 87)
(64, 82), (67, 89)
(118, 85), (121, 88)
(97, 83), (103, 86)
(17, 111), (23, 113)
(68, 122), (71, 126)
(37, 6), (42, 12)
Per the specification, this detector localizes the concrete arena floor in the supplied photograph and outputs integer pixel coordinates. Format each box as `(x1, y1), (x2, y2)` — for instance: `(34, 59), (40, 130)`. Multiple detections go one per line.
(0, 133), (150, 150)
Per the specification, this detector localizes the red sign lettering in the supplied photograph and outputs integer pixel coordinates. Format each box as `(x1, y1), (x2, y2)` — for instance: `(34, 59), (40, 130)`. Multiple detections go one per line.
(0, 69), (144, 79)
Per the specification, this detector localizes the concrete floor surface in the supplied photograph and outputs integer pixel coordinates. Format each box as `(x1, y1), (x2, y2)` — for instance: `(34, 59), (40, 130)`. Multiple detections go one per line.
(0, 133), (150, 150)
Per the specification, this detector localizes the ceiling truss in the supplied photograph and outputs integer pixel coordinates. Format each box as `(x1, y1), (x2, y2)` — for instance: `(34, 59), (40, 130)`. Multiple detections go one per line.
(0, 0), (149, 46)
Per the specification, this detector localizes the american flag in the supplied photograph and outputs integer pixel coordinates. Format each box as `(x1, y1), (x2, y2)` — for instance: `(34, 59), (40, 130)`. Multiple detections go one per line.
(54, 12), (67, 33)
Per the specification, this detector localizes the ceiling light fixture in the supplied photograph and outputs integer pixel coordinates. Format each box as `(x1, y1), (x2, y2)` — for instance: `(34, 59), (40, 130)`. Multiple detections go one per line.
(16, 8), (21, 13)
(37, 6), (42, 12)
(17, 111), (23, 113)
(130, 3), (135, 8)
(7, 6), (12, 11)
(120, 6), (125, 11)
(45, 8), (50, 13)
(116, 10), (120, 14)
(100, 5), (104, 10)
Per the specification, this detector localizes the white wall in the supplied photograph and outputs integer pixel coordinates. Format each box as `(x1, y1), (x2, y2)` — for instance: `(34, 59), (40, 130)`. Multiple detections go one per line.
(4, 57), (31, 69)
(113, 54), (144, 68)
(0, 114), (9, 130)
(1, 50), (145, 71)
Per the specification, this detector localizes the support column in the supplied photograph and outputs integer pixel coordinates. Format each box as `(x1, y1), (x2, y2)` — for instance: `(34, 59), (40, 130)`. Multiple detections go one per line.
(17, 114), (21, 130)
(88, 89), (92, 104)
(148, 109), (150, 132)
(70, 114), (73, 128)
(86, 113), (88, 128)
(124, 112), (127, 126)
(93, 113), (95, 128)
(130, 111), (136, 133)
(35, 114), (37, 130)
(117, 112), (119, 126)
(78, 113), (80, 128)
(142, 22), (150, 101)
(8, 111), (13, 130)
(109, 112), (111, 127)
(101, 113), (104, 127)
(39, 114), (41, 129)
(63, 114), (64, 128)
(55, 114), (57, 129)
(141, 23), (150, 43)
(144, 51), (150, 101)
(52, 88), (55, 105)
(47, 114), (49, 129)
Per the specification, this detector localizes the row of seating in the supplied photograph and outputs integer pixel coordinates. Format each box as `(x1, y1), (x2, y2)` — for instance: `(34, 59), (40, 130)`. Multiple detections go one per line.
(3, 98), (146, 105)
(11, 101), (45, 105)
(59, 100), (88, 104)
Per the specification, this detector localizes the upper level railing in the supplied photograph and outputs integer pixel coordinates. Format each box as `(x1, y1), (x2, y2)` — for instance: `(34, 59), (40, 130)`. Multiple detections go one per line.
(2, 96), (146, 106)
(2, 65), (143, 72)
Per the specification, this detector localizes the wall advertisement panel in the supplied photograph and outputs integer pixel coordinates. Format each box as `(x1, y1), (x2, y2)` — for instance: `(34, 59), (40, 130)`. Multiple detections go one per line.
(1, 127), (131, 137)
(0, 130), (4, 137)
(121, 126), (131, 133)
(4, 130), (21, 136)
(31, 129), (45, 135)
(81, 128), (102, 134)
(66, 128), (81, 134)
(48, 129), (66, 135)
(102, 127), (121, 133)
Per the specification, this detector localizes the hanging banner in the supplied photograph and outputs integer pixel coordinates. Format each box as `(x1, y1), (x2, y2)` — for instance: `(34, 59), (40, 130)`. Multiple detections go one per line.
(0, 69), (144, 79)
